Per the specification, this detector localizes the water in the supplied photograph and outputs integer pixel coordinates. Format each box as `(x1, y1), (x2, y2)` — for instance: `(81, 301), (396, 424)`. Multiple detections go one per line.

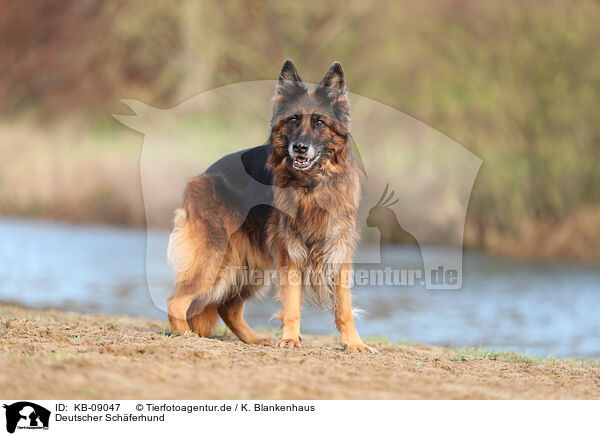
(1, 218), (599, 359)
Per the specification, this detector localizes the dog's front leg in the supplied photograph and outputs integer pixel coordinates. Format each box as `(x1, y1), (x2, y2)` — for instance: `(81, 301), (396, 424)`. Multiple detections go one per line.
(335, 255), (378, 353)
(276, 266), (302, 348)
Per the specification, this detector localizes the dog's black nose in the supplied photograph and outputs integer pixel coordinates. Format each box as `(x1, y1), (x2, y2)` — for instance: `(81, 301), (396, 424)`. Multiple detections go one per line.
(292, 142), (308, 154)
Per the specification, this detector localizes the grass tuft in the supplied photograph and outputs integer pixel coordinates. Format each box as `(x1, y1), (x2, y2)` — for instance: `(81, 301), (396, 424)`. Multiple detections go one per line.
(448, 347), (599, 367)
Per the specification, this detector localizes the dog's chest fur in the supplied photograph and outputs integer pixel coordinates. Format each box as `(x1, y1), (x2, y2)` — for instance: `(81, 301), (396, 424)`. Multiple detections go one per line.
(269, 169), (359, 270)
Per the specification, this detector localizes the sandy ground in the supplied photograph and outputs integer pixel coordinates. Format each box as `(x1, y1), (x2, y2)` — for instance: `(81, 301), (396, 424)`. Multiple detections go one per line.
(1, 304), (599, 400)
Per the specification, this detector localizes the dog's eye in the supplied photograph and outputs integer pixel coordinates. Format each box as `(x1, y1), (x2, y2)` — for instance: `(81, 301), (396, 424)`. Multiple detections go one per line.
(314, 119), (324, 128)
(288, 117), (298, 125)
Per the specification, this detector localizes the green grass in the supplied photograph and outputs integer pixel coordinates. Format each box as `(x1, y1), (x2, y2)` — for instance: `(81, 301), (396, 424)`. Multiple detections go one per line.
(212, 324), (231, 336)
(448, 347), (600, 367)
(259, 326), (282, 335)
(364, 335), (416, 346)
(75, 386), (98, 397)
(364, 335), (391, 344)
(43, 349), (72, 362)
(0, 309), (17, 317)
(160, 324), (170, 336)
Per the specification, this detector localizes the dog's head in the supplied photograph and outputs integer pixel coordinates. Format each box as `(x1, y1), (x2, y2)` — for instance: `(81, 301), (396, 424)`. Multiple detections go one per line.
(268, 60), (351, 179)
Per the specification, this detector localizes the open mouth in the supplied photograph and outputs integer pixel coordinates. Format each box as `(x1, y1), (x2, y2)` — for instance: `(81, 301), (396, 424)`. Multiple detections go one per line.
(292, 153), (319, 171)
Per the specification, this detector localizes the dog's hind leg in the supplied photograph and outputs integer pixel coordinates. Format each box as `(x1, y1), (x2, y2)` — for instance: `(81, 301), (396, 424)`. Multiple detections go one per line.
(168, 293), (220, 337)
(218, 298), (274, 345)
(187, 300), (219, 337)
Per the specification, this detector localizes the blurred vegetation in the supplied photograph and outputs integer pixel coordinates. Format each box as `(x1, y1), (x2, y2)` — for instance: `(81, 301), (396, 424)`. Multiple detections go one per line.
(1, 0), (599, 261)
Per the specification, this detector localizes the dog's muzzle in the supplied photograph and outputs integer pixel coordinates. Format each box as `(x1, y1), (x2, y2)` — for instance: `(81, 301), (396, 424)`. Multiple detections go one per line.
(289, 142), (319, 171)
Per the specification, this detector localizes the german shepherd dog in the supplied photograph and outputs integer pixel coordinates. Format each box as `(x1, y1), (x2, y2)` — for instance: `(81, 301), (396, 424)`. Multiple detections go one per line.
(167, 60), (376, 352)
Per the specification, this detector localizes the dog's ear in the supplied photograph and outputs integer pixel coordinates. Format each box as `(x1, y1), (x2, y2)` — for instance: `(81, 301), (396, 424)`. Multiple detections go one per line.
(275, 59), (306, 96)
(316, 61), (350, 128)
(318, 61), (347, 96)
(279, 59), (302, 83)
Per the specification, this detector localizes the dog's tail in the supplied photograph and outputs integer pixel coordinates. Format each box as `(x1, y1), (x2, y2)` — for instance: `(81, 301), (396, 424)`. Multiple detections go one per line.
(187, 301), (219, 337)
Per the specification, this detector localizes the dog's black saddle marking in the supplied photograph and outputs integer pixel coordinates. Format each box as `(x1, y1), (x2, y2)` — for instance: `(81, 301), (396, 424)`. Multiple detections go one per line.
(204, 144), (275, 214)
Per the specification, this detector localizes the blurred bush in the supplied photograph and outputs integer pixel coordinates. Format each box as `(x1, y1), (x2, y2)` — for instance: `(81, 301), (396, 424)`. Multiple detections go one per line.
(1, 0), (599, 260)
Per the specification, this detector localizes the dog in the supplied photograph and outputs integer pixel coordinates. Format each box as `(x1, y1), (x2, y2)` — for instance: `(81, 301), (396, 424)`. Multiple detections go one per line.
(167, 59), (376, 352)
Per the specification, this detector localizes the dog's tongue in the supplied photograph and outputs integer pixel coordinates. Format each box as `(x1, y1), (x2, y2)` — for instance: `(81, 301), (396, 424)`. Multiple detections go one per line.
(296, 156), (307, 162)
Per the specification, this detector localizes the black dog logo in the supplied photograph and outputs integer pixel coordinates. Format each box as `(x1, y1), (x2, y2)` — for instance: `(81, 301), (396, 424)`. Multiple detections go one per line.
(3, 402), (50, 434)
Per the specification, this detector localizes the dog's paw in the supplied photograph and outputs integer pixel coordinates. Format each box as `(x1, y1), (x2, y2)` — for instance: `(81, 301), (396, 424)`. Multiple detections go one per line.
(344, 342), (378, 353)
(277, 338), (301, 348)
(249, 338), (275, 346)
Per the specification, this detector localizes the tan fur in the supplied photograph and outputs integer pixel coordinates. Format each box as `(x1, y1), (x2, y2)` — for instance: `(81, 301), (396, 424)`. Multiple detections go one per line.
(276, 265), (303, 348)
(218, 299), (274, 345)
(187, 302), (219, 337)
(333, 253), (375, 352)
